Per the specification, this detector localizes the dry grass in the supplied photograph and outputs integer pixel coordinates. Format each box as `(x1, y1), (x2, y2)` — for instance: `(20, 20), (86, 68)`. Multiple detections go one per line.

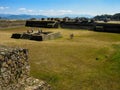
(0, 20), (25, 28)
(96, 21), (120, 24)
(0, 27), (120, 90)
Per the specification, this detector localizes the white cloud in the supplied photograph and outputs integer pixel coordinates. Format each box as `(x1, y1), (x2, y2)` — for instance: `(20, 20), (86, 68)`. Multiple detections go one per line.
(38, 9), (73, 16)
(18, 8), (26, 11)
(0, 6), (9, 10)
(17, 8), (99, 16)
(17, 8), (73, 16)
(27, 10), (33, 13)
(18, 8), (33, 13)
(59, 10), (72, 13)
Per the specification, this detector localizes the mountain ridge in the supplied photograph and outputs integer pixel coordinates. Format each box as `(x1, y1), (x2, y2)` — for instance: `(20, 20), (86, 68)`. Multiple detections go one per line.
(0, 14), (93, 20)
(0, 14), (47, 20)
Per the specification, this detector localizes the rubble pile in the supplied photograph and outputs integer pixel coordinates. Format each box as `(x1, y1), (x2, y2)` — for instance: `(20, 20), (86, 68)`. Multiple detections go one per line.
(0, 45), (50, 90)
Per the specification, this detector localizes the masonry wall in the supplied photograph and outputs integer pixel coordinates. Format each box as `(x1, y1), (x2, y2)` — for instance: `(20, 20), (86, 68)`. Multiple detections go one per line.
(0, 45), (50, 90)
(60, 21), (94, 30)
(94, 23), (120, 33)
(25, 21), (59, 28)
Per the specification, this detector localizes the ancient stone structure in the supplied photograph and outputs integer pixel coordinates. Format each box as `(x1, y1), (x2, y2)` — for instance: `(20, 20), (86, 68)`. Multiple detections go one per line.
(25, 21), (59, 28)
(94, 23), (120, 33)
(11, 31), (62, 41)
(60, 21), (94, 30)
(0, 45), (50, 90)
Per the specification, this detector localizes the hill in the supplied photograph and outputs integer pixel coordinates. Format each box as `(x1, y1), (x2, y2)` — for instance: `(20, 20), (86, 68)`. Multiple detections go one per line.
(0, 14), (47, 20)
(53, 14), (94, 18)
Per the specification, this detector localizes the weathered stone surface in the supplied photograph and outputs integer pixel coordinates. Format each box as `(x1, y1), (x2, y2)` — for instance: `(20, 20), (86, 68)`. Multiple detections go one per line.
(0, 45), (50, 90)
(11, 30), (62, 41)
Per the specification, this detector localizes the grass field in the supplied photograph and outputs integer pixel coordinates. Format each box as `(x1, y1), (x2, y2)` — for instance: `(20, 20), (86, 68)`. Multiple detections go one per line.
(0, 27), (120, 90)
(0, 20), (25, 29)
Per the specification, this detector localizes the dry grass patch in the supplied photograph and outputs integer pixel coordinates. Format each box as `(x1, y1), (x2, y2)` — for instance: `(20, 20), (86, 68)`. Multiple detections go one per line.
(0, 27), (120, 90)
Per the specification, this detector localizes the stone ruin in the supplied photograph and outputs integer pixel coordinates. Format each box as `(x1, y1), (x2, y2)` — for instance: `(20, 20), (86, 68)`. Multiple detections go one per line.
(94, 23), (120, 33)
(11, 20), (62, 41)
(25, 21), (59, 28)
(0, 45), (50, 90)
(11, 30), (62, 41)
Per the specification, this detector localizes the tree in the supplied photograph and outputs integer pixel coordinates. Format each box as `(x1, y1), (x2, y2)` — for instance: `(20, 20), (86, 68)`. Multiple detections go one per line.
(29, 18), (36, 20)
(75, 17), (80, 22)
(112, 13), (120, 20)
(94, 14), (112, 21)
(51, 18), (54, 21)
(41, 18), (45, 21)
(63, 17), (70, 22)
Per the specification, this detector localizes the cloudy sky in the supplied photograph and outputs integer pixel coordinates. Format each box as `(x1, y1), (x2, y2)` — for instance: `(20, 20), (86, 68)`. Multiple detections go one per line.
(0, 0), (120, 16)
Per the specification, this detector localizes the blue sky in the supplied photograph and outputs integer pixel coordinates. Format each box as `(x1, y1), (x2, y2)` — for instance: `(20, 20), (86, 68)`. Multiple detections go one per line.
(0, 0), (120, 16)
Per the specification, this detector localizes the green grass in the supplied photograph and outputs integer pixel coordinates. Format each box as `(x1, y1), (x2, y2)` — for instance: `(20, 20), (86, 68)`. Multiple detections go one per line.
(0, 27), (120, 90)
(90, 44), (120, 90)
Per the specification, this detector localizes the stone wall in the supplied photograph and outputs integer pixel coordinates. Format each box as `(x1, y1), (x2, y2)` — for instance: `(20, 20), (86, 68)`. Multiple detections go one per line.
(11, 32), (62, 41)
(94, 23), (120, 33)
(43, 32), (62, 40)
(60, 21), (94, 30)
(0, 45), (50, 90)
(25, 21), (59, 28)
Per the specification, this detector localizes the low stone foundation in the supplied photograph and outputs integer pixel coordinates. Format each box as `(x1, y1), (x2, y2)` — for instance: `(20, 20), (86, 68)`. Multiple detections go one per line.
(0, 45), (50, 90)
(11, 31), (62, 41)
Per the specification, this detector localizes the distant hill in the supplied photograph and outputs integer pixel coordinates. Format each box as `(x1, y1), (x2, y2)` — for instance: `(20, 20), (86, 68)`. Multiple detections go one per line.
(1, 13), (120, 20)
(0, 14), (47, 20)
(0, 14), (93, 20)
(54, 14), (94, 18)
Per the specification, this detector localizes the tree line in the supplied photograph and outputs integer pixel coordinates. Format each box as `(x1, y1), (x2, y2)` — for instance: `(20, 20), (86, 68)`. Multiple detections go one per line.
(93, 13), (120, 21)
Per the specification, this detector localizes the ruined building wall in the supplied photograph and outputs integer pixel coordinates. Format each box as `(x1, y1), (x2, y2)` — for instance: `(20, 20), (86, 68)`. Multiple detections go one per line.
(0, 45), (50, 90)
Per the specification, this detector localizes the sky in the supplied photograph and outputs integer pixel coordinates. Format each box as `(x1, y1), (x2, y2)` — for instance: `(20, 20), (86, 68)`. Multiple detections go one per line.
(0, 0), (120, 16)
